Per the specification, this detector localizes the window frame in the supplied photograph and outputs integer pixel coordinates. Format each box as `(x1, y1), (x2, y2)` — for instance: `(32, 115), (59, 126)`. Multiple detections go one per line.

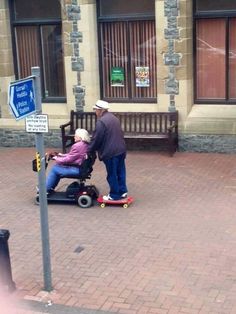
(97, 1), (157, 103)
(193, 1), (236, 104)
(9, 1), (66, 103)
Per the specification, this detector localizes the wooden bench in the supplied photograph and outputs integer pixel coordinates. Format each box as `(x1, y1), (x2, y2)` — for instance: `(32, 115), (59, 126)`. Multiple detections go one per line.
(60, 110), (178, 156)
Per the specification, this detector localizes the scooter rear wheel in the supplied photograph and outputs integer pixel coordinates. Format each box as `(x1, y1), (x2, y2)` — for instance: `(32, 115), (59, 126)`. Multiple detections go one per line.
(77, 194), (92, 208)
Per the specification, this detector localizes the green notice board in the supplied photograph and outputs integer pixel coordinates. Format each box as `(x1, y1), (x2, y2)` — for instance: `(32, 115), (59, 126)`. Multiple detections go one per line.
(111, 67), (124, 87)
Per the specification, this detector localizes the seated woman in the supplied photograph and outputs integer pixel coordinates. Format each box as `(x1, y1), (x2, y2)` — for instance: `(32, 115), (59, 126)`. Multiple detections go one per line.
(46, 128), (90, 194)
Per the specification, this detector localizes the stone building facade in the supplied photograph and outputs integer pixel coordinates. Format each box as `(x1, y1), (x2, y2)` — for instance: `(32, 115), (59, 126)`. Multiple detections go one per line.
(0, 0), (236, 152)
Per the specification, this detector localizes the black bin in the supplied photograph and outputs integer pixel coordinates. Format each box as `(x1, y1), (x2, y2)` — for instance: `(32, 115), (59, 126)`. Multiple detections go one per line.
(0, 229), (16, 292)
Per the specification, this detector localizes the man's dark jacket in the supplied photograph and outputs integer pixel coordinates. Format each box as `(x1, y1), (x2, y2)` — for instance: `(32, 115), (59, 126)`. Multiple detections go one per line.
(88, 111), (126, 161)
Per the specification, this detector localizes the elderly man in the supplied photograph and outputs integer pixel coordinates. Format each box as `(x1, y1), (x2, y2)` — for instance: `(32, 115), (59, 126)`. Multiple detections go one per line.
(88, 100), (128, 200)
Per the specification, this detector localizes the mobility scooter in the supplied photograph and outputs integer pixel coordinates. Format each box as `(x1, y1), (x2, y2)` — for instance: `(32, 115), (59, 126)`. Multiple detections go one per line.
(33, 151), (99, 208)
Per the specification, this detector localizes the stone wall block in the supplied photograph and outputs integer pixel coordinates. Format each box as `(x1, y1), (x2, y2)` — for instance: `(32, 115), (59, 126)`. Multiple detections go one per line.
(157, 65), (169, 80)
(179, 27), (192, 39)
(165, 0), (178, 8)
(165, 8), (179, 17)
(0, 129), (62, 148)
(175, 38), (192, 54)
(70, 31), (83, 43)
(156, 39), (169, 54)
(179, 0), (191, 17)
(165, 78), (179, 94)
(67, 12), (80, 20)
(67, 4), (80, 13)
(164, 53), (180, 65)
(63, 21), (73, 33)
(175, 65), (191, 80)
(179, 135), (236, 153)
(179, 53), (192, 67)
(71, 57), (84, 71)
(157, 79), (166, 94)
(73, 85), (85, 94)
(0, 63), (14, 76)
(75, 91), (85, 111)
(177, 16), (192, 29)
(0, 49), (13, 64)
(64, 44), (73, 56)
(66, 4), (81, 21)
(167, 16), (177, 29)
(164, 28), (179, 39)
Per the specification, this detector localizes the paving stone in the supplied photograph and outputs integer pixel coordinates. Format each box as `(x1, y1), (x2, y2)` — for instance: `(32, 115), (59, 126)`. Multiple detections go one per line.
(0, 148), (236, 314)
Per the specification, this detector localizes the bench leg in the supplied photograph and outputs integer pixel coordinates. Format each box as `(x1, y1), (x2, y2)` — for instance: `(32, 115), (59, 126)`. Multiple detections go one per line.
(169, 147), (175, 157)
(168, 135), (176, 157)
(175, 136), (179, 151)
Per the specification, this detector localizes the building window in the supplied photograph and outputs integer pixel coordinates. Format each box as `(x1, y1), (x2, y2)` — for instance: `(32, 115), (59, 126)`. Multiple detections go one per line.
(194, 0), (236, 103)
(9, 0), (66, 102)
(98, 0), (156, 102)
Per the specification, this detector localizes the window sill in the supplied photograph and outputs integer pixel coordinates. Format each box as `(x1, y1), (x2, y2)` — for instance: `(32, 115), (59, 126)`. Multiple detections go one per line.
(189, 104), (236, 119)
(184, 104), (236, 135)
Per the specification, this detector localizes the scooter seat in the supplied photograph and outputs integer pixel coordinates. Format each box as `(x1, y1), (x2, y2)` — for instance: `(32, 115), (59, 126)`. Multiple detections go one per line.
(63, 152), (96, 181)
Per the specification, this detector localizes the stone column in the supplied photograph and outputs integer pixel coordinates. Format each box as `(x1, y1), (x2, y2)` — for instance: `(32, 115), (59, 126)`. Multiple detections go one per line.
(64, 0), (85, 112)
(164, 0), (180, 112)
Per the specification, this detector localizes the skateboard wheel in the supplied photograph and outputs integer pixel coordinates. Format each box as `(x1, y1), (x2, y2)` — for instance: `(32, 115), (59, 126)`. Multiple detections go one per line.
(123, 204), (128, 209)
(100, 203), (105, 208)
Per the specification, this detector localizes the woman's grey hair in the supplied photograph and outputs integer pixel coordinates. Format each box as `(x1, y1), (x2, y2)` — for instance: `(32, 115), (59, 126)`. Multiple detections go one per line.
(75, 128), (91, 143)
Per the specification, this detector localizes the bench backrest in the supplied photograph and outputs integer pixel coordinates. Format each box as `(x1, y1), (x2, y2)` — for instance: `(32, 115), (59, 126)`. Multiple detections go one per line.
(113, 112), (178, 135)
(70, 111), (97, 134)
(70, 110), (178, 135)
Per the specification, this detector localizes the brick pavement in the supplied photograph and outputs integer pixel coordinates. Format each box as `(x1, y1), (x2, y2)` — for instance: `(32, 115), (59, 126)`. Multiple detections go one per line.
(0, 147), (236, 314)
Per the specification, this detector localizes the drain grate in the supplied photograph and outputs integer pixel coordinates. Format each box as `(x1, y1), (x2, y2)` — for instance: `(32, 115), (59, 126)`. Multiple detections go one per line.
(74, 246), (85, 254)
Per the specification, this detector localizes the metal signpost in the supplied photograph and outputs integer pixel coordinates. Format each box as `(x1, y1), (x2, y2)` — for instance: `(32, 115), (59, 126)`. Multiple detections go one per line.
(8, 67), (52, 291)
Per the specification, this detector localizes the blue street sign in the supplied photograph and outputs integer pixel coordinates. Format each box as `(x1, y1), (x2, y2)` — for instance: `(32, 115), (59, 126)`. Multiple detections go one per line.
(8, 77), (36, 120)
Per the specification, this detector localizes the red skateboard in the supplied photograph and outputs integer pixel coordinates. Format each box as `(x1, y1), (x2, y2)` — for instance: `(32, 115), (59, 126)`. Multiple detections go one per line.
(97, 196), (134, 208)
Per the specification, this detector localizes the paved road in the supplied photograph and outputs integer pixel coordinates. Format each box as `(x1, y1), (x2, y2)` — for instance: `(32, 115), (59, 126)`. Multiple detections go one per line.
(0, 148), (236, 314)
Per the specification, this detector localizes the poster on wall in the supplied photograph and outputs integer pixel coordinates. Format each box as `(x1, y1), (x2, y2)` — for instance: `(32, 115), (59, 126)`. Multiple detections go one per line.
(111, 67), (125, 87)
(135, 66), (150, 87)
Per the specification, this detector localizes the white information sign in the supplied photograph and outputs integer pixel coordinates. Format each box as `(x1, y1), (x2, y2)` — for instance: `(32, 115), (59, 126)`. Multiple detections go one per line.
(25, 114), (49, 133)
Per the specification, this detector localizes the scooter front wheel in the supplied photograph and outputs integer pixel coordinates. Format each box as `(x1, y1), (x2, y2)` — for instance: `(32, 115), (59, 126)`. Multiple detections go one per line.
(77, 194), (92, 208)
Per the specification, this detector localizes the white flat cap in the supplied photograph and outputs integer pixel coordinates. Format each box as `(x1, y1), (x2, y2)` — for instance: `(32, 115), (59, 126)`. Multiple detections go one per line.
(93, 100), (109, 110)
